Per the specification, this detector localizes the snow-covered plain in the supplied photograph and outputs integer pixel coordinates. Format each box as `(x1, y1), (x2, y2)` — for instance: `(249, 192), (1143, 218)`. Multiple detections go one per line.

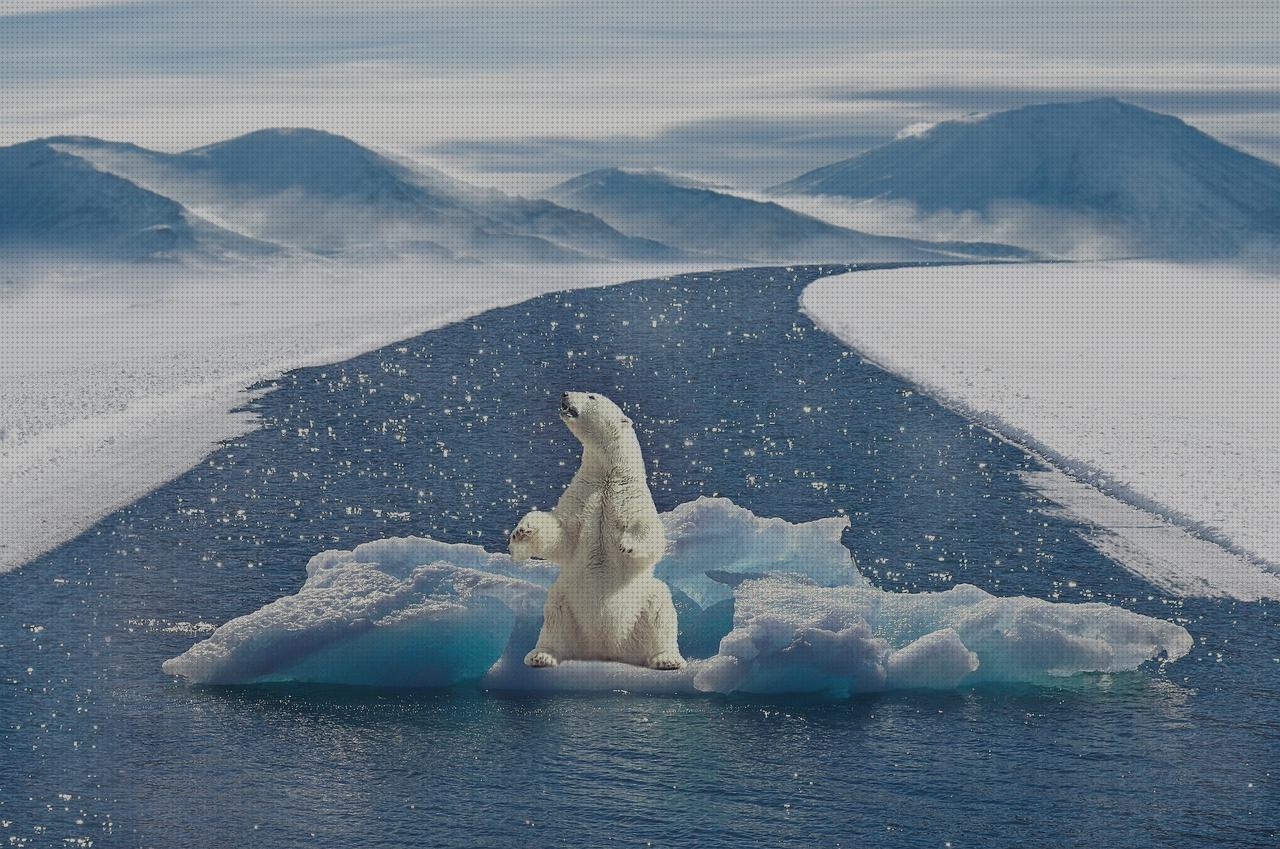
(0, 260), (683, 572)
(803, 261), (1280, 598)
(164, 498), (1192, 695)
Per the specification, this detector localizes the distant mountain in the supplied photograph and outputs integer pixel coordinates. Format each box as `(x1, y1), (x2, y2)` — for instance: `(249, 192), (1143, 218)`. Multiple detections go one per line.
(547, 168), (1031, 263)
(773, 99), (1280, 258)
(462, 194), (683, 262)
(175, 128), (453, 200)
(49, 130), (680, 263)
(0, 140), (276, 261)
(8, 126), (1046, 266)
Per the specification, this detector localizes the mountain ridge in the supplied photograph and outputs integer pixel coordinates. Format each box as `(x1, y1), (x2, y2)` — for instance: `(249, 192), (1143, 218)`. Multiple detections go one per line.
(548, 167), (1033, 263)
(772, 98), (1280, 258)
(43, 130), (685, 263)
(0, 139), (280, 261)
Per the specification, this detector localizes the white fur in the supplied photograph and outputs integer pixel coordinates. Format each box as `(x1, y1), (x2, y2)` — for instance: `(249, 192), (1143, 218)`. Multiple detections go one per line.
(510, 392), (686, 670)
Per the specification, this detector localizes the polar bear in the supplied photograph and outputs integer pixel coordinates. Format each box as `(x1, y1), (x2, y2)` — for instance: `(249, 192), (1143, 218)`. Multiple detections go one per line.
(509, 391), (686, 670)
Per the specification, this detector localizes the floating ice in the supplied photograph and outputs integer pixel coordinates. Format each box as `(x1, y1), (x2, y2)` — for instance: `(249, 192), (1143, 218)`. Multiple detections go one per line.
(161, 554), (547, 688)
(164, 498), (1192, 696)
(657, 497), (866, 606)
(695, 579), (1192, 697)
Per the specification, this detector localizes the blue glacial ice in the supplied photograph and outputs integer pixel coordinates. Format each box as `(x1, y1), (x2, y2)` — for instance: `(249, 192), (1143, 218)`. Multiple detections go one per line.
(695, 578), (1192, 697)
(163, 498), (1192, 696)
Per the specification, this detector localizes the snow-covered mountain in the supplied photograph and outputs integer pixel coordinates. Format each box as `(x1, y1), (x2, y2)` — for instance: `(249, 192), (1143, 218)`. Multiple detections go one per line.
(17, 130), (679, 263)
(0, 140), (277, 261)
(773, 99), (1280, 258)
(547, 168), (1031, 263)
(8, 126), (1043, 265)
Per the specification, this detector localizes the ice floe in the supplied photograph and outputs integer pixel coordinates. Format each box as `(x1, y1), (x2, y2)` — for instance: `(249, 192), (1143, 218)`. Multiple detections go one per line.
(803, 262), (1280, 596)
(165, 497), (1192, 696)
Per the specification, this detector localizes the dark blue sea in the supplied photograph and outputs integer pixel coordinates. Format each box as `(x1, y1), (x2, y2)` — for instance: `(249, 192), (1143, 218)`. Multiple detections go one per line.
(2, 267), (1276, 848)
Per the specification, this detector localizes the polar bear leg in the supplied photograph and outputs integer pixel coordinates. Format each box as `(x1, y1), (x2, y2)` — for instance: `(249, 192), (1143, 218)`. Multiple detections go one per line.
(525, 586), (579, 668)
(636, 583), (686, 670)
(509, 510), (568, 562)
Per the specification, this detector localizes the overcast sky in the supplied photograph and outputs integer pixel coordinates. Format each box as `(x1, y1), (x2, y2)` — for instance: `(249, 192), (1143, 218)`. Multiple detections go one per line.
(3, 1), (1278, 190)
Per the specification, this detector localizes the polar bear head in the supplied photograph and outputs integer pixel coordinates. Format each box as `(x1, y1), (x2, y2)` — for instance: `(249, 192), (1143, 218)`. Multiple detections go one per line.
(559, 391), (633, 451)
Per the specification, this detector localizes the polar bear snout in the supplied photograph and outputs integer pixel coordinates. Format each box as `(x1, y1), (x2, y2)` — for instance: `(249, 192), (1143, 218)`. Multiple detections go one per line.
(559, 392), (631, 444)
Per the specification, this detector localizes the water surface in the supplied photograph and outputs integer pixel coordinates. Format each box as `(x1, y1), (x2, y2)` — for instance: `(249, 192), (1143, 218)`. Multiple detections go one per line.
(2, 267), (1275, 848)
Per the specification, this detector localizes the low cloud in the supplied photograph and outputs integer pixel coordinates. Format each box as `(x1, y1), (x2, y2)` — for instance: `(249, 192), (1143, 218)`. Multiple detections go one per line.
(1, 1), (1277, 193)
(756, 193), (1140, 260)
(425, 116), (900, 193)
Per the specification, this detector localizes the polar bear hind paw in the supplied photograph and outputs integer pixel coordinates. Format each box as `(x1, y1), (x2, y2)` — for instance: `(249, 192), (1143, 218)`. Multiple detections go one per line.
(525, 649), (559, 668)
(647, 653), (687, 671)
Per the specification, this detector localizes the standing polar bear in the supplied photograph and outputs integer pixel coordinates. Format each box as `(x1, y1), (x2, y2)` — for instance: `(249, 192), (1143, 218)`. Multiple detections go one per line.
(509, 392), (686, 670)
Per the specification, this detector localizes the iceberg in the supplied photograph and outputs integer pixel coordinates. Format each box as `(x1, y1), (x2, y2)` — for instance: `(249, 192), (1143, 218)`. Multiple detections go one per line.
(657, 497), (866, 606)
(160, 554), (547, 688)
(695, 579), (1192, 697)
(164, 497), (1193, 696)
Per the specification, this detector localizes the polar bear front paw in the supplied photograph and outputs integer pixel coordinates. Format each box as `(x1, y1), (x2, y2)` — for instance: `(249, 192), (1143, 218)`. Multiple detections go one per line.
(618, 531), (647, 557)
(617, 526), (664, 563)
(509, 520), (542, 561)
(524, 649), (559, 668)
(647, 652), (687, 671)
(510, 511), (565, 561)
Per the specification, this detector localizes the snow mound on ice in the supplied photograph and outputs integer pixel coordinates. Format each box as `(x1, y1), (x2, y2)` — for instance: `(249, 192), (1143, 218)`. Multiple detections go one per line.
(164, 498), (1192, 695)
(160, 555), (547, 687)
(656, 497), (866, 607)
(695, 579), (1193, 697)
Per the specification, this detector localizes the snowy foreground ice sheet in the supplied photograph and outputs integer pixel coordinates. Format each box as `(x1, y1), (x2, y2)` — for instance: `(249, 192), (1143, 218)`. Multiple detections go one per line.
(0, 260), (685, 573)
(803, 262), (1280, 600)
(164, 499), (1192, 697)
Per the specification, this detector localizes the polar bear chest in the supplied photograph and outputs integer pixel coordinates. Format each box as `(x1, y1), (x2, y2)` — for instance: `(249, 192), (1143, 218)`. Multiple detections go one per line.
(564, 473), (643, 570)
